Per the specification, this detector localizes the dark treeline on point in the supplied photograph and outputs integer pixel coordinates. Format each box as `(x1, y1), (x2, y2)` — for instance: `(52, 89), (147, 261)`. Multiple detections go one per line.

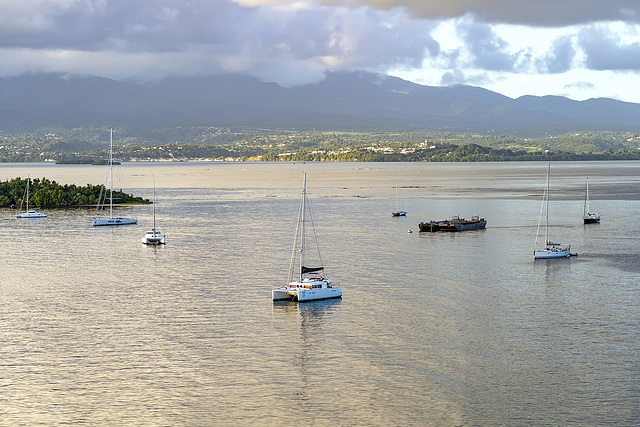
(0, 177), (150, 208)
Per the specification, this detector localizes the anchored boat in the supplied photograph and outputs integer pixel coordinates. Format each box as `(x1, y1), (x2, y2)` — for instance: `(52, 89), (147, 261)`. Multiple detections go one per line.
(418, 215), (486, 232)
(582, 177), (600, 224)
(16, 175), (47, 218)
(272, 173), (342, 302)
(92, 129), (137, 226)
(534, 163), (576, 259)
(142, 182), (165, 245)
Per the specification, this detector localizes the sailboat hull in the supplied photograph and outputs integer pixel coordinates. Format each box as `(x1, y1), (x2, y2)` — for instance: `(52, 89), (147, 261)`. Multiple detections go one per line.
(583, 215), (600, 224)
(93, 217), (138, 226)
(534, 248), (572, 259)
(17, 210), (47, 218)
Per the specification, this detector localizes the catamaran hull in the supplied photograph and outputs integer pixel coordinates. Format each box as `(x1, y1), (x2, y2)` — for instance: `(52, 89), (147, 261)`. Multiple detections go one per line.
(271, 279), (342, 302)
(142, 234), (165, 244)
(272, 286), (342, 302)
(93, 218), (138, 226)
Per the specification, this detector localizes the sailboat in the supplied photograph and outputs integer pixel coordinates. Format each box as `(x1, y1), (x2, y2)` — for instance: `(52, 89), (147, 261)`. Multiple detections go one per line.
(534, 163), (575, 259)
(16, 175), (47, 218)
(92, 129), (138, 226)
(391, 183), (407, 217)
(582, 177), (600, 224)
(272, 173), (342, 302)
(141, 182), (165, 244)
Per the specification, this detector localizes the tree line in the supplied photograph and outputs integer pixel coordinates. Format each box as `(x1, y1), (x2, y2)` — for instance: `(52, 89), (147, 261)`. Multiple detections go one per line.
(0, 177), (149, 208)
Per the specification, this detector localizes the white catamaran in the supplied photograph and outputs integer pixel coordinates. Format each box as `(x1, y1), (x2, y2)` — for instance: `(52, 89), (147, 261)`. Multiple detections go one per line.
(534, 162), (575, 259)
(92, 129), (137, 226)
(16, 175), (47, 218)
(272, 173), (342, 302)
(141, 182), (165, 244)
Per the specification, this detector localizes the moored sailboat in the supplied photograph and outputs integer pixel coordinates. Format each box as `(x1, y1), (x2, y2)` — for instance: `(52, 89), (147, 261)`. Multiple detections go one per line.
(92, 129), (137, 226)
(16, 175), (47, 218)
(392, 183), (407, 217)
(582, 177), (600, 224)
(534, 163), (575, 259)
(272, 173), (342, 302)
(142, 182), (165, 245)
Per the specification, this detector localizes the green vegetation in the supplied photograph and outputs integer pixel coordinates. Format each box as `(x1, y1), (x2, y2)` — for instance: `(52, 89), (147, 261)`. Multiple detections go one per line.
(0, 177), (150, 208)
(1, 127), (640, 162)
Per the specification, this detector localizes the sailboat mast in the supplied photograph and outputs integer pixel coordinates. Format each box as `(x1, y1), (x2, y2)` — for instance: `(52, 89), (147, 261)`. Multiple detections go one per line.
(544, 162), (550, 244)
(584, 177), (590, 215)
(26, 175), (29, 211)
(152, 181), (156, 232)
(395, 183), (398, 211)
(299, 173), (307, 282)
(109, 129), (114, 218)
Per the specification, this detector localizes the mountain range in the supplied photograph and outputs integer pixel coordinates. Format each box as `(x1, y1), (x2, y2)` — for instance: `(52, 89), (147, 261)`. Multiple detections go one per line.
(1, 71), (639, 137)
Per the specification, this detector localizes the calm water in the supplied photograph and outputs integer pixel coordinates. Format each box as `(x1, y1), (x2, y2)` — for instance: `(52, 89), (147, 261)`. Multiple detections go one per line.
(1, 161), (639, 426)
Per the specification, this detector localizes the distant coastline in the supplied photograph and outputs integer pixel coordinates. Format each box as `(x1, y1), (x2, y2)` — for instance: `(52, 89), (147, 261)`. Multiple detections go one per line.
(3, 129), (640, 163)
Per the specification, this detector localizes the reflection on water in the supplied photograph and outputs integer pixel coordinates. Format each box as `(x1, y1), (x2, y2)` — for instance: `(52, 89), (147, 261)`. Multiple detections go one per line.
(1, 161), (639, 425)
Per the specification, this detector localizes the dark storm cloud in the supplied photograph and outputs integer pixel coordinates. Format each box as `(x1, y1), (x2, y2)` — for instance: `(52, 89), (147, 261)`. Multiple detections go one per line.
(0, 0), (242, 51)
(578, 26), (640, 70)
(1, 0), (639, 93)
(324, 0), (640, 27)
(0, 0), (440, 85)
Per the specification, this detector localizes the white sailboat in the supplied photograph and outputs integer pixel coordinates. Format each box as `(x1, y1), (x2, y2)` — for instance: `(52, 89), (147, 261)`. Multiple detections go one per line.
(272, 173), (342, 302)
(534, 162), (575, 259)
(92, 129), (138, 226)
(582, 177), (600, 224)
(142, 182), (165, 244)
(16, 175), (47, 218)
(391, 182), (407, 217)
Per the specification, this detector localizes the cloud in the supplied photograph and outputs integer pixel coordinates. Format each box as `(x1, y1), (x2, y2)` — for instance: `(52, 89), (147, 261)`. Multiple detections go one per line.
(0, 0), (639, 102)
(0, 0), (441, 86)
(579, 25), (640, 70)
(565, 81), (595, 91)
(456, 19), (528, 72)
(537, 36), (576, 73)
(310, 0), (640, 27)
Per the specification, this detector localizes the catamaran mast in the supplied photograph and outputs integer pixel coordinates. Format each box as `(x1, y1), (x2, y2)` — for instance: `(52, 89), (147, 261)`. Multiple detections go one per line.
(152, 181), (156, 232)
(299, 173), (306, 282)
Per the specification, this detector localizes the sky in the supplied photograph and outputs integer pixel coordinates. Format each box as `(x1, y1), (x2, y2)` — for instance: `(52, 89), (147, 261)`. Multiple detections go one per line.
(2, 0), (640, 102)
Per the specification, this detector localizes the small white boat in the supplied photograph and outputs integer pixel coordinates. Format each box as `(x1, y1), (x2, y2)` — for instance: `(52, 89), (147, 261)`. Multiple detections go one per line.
(93, 129), (137, 227)
(534, 163), (575, 259)
(582, 177), (600, 224)
(16, 175), (47, 218)
(272, 173), (342, 302)
(142, 182), (165, 245)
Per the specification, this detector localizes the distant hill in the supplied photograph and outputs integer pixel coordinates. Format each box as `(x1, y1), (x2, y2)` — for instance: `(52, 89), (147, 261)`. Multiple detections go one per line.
(1, 71), (640, 137)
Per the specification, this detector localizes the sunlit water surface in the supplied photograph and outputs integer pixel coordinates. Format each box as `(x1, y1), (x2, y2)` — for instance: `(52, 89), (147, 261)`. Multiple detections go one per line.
(1, 161), (639, 425)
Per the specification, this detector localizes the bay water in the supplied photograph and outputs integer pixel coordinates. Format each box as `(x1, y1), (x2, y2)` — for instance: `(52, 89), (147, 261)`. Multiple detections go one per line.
(1, 161), (639, 425)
